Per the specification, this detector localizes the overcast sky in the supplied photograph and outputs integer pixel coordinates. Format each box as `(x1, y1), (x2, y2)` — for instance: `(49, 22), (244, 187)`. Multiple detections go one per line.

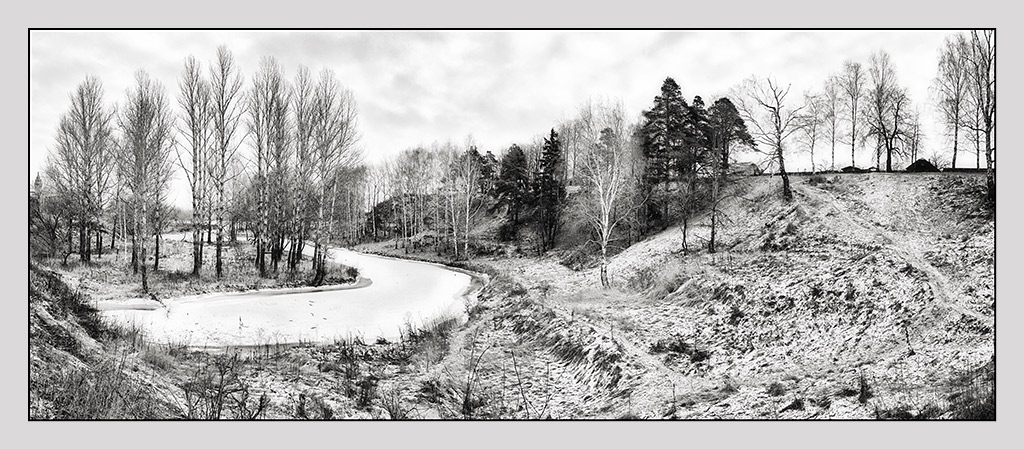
(30, 30), (960, 209)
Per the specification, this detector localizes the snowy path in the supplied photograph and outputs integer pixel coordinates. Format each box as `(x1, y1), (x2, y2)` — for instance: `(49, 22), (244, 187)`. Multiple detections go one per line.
(101, 245), (480, 347)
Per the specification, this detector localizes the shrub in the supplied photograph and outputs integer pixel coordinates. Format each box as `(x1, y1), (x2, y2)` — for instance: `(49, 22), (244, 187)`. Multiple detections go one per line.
(378, 387), (413, 420)
(345, 265), (360, 280)
(181, 353), (269, 419)
(650, 335), (711, 364)
(766, 382), (786, 397)
(294, 392), (334, 420)
(947, 356), (995, 420)
(858, 373), (874, 404)
(727, 305), (745, 325)
(33, 353), (168, 419)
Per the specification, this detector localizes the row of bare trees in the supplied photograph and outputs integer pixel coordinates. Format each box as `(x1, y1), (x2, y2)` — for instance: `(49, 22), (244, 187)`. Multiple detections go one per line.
(934, 30), (996, 200)
(176, 47), (363, 285)
(363, 140), (493, 260)
(38, 45), (364, 290)
(42, 71), (176, 291)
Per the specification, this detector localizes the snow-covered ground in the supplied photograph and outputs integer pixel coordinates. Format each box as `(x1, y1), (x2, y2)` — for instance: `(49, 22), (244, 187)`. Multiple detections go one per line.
(101, 247), (475, 347)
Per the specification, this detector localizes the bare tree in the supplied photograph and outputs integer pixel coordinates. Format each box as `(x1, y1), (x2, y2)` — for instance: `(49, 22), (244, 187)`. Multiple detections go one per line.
(574, 99), (641, 288)
(934, 33), (971, 169)
(116, 70), (175, 292)
(46, 76), (117, 264)
(732, 76), (804, 201)
(966, 30), (995, 201)
(906, 108), (924, 162)
(865, 50), (912, 172)
(247, 56), (292, 276)
(457, 138), (484, 259)
(175, 55), (212, 276)
(365, 163), (388, 242)
(288, 65), (315, 270)
(822, 75), (842, 171)
(309, 68), (360, 284)
(799, 90), (826, 173)
(838, 60), (865, 167)
(437, 144), (461, 257)
(209, 45), (246, 278)
(557, 117), (583, 185)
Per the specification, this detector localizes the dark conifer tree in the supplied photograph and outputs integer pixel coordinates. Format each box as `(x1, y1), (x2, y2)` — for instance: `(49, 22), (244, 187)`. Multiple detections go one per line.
(494, 144), (530, 240)
(639, 77), (690, 229)
(708, 97), (754, 171)
(532, 129), (565, 251)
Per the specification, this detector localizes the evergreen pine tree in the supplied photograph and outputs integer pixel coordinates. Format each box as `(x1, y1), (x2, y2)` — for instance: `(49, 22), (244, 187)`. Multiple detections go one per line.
(639, 77), (690, 229)
(494, 144), (530, 240)
(532, 129), (565, 251)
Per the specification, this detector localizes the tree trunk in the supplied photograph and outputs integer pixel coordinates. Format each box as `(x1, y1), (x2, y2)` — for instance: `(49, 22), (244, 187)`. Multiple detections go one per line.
(79, 222), (87, 262)
(681, 216), (689, 253)
(95, 231), (102, 259)
(216, 226), (224, 278)
(778, 145), (792, 201)
(952, 124), (959, 168)
(139, 207), (149, 293)
(193, 227), (203, 276)
(811, 142), (817, 174)
(599, 248), (609, 289)
(256, 238), (266, 278)
(885, 142), (893, 172)
(154, 233), (160, 271)
(985, 131), (994, 203)
(131, 230), (138, 274)
(831, 137), (836, 171)
(64, 217), (73, 266)
(464, 190), (471, 260)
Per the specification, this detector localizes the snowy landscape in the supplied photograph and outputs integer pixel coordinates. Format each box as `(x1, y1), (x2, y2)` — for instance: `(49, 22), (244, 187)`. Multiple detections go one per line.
(29, 29), (994, 420)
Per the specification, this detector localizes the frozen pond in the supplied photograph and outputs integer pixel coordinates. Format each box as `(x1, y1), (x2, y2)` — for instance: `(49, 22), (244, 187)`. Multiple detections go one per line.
(101, 244), (480, 347)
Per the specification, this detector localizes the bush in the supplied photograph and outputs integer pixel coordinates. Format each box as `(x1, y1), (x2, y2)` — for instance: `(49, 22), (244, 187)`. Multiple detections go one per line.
(181, 353), (269, 419)
(294, 392), (335, 420)
(766, 382), (786, 397)
(858, 373), (874, 404)
(947, 356), (995, 420)
(33, 353), (168, 419)
(496, 222), (519, 242)
(650, 335), (711, 364)
(727, 305), (745, 325)
(345, 265), (360, 280)
(807, 174), (829, 186)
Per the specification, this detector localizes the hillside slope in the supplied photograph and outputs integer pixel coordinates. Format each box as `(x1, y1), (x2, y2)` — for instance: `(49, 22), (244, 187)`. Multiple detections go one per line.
(475, 172), (994, 418)
(29, 263), (183, 419)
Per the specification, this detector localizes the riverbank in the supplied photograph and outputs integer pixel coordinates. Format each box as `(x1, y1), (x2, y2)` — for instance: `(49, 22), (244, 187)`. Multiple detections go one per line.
(50, 235), (360, 308)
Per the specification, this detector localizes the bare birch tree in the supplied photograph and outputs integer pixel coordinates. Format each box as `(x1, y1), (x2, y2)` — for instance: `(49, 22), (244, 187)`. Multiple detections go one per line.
(574, 99), (641, 288)
(839, 60), (865, 167)
(934, 33), (971, 169)
(822, 75), (842, 171)
(247, 56), (291, 276)
(46, 76), (117, 264)
(209, 45), (245, 278)
(309, 68), (360, 284)
(865, 50), (912, 173)
(966, 30), (995, 201)
(288, 65), (315, 270)
(116, 70), (175, 292)
(175, 55), (212, 276)
(799, 91), (826, 173)
(732, 76), (804, 201)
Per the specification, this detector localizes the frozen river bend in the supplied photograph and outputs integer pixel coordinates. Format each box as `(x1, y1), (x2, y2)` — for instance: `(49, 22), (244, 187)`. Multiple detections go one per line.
(100, 247), (482, 347)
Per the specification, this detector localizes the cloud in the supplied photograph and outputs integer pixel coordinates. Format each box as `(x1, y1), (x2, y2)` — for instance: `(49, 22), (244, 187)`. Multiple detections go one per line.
(30, 30), (957, 208)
